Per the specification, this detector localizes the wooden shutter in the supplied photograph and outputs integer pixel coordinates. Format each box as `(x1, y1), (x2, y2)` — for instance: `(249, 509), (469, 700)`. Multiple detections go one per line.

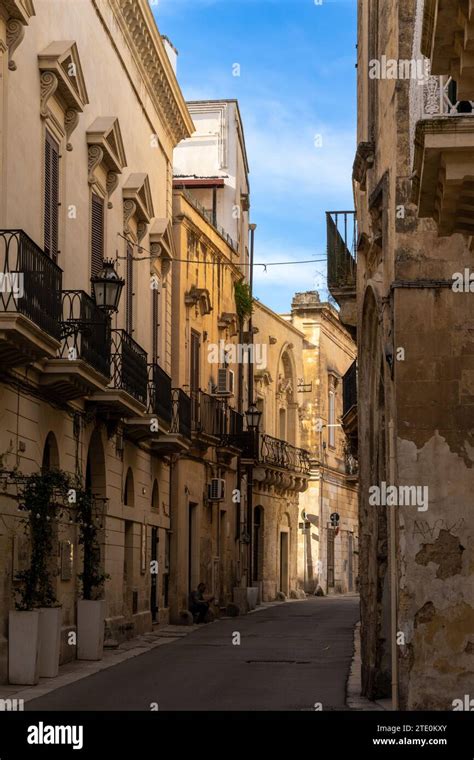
(190, 331), (200, 391)
(90, 194), (104, 282)
(152, 286), (159, 362)
(44, 131), (59, 261)
(126, 243), (133, 334)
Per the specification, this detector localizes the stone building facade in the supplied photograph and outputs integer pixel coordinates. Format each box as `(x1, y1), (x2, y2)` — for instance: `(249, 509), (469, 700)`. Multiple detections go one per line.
(346, 0), (474, 709)
(288, 292), (358, 596)
(251, 301), (310, 601)
(0, 0), (193, 681)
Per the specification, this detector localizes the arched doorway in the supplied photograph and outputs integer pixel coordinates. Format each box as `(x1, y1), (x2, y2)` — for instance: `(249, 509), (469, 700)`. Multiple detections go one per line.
(42, 432), (59, 472)
(84, 429), (107, 600)
(253, 506), (264, 583)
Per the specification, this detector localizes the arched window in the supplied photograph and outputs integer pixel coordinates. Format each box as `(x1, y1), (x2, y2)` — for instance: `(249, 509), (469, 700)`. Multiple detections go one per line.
(124, 467), (135, 507)
(41, 432), (59, 473)
(151, 479), (159, 512)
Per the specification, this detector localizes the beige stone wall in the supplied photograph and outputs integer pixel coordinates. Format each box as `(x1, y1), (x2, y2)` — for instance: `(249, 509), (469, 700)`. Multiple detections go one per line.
(0, 0), (191, 682)
(355, 0), (474, 708)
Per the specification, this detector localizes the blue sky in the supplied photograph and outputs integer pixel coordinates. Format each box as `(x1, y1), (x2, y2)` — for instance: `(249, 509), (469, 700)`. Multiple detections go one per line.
(152, 0), (357, 313)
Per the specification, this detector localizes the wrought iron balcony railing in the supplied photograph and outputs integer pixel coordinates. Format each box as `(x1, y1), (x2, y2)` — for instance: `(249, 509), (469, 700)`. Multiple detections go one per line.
(170, 388), (192, 438)
(326, 211), (357, 295)
(59, 290), (111, 378)
(110, 329), (148, 405)
(227, 431), (311, 475)
(342, 360), (357, 418)
(0, 229), (62, 341)
(147, 363), (172, 425)
(422, 76), (474, 118)
(190, 390), (244, 440)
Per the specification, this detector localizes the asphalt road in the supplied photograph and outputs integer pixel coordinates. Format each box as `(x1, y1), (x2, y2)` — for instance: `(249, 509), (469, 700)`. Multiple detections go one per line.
(27, 596), (359, 711)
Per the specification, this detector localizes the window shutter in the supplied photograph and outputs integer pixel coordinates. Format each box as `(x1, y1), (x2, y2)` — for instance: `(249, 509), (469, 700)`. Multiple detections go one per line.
(126, 243), (133, 334)
(190, 331), (200, 391)
(44, 132), (60, 261)
(91, 194), (104, 282)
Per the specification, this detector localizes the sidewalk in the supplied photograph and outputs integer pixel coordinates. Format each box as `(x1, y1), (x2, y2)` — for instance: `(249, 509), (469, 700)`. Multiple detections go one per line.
(0, 600), (288, 705)
(346, 621), (390, 711)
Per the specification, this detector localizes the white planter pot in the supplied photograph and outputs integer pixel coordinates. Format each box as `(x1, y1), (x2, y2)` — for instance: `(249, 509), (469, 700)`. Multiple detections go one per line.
(77, 599), (105, 661)
(8, 610), (40, 685)
(38, 607), (62, 678)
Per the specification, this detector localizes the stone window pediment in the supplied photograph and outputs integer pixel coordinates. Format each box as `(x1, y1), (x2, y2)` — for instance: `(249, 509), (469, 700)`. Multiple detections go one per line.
(38, 41), (89, 150)
(150, 219), (174, 279)
(185, 286), (212, 316)
(123, 173), (154, 242)
(87, 117), (127, 201)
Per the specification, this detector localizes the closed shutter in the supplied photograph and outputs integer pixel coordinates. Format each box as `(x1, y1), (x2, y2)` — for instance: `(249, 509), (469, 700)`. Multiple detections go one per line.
(44, 131), (60, 261)
(91, 194), (104, 282)
(126, 243), (133, 334)
(152, 286), (159, 362)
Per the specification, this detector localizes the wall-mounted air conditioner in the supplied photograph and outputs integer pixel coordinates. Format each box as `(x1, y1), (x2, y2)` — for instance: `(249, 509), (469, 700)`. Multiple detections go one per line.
(208, 478), (225, 501)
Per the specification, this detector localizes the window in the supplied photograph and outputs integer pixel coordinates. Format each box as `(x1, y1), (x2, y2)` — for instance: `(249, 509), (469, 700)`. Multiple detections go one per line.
(126, 243), (133, 334)
(90, 193), (104, 282)
(190, 330), (200, 392)
(328, 390), (336, 448)
(44, 131), (60, 261)
(124, 467), (134, 507)
(151, 479), (159, 512)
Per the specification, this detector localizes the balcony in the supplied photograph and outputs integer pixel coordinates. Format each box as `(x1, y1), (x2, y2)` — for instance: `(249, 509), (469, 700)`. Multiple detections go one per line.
(413, 77), (474, 235)
(341, 360), (358, 466)
(421, 0), (474, 101)
(228, 431), (310, 492)
(40, 291), (111, 400)
(124, 364), (191, 454)
(0, 230), (62, 367)
(90, 329), (147, 417)
(326, 212), (357, 329)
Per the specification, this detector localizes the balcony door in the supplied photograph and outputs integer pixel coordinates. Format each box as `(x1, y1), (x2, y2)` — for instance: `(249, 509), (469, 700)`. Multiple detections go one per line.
(190, 330), (200, 427)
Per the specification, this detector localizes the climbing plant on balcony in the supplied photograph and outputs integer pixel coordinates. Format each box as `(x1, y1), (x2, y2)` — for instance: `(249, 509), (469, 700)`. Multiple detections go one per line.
(234, 280), (253, 322)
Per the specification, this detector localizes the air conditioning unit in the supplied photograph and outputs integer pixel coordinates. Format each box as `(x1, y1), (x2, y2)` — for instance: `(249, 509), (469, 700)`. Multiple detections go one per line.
(208, 478), (225, 501)
(216, 368), (234, 396)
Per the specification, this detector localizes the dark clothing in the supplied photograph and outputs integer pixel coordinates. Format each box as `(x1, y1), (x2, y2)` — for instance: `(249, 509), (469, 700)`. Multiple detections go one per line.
(189, 589), (209, 623)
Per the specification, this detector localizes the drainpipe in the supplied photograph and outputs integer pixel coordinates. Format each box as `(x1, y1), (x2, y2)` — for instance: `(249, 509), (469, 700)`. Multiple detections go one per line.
(388, 419), (399, 710)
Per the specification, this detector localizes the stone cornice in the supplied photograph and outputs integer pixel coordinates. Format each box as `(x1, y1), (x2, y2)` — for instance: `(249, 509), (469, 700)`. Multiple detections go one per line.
(1, 0), (35, 25)
(105, 0), (194, 146)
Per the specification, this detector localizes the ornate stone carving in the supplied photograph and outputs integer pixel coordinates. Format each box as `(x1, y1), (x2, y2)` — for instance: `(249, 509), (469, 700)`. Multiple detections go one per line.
(40, 70), (58, 119)
(6, 18), (24, 71)
(123, 199), (137, 235)
(137, 220), (147, 244)
(65, 107), (80, 151)
(423, 75), (442, 116)
(106, 171), (119, 199)
(88, 144), (104, 185)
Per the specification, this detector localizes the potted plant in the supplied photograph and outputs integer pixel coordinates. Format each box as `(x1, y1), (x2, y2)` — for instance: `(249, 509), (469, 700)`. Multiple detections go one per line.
(10, 470), (69, 682)
(76, 488), (108, 661)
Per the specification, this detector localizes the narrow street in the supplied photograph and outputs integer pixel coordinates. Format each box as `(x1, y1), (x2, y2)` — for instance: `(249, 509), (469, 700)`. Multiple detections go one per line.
(26, 598), (359, 712)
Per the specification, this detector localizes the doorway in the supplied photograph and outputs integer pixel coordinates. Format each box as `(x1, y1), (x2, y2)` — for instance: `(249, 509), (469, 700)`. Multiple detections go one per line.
(188, 502), (198, 596)
(327, 529), (335, 588)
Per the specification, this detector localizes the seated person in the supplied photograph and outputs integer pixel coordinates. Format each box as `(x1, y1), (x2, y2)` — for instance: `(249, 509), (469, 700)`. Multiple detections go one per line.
(189, 582), (214, 623)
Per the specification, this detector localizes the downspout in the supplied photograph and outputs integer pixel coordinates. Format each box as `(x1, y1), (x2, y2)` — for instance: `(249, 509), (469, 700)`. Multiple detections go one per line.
(388, 418), (399, 710)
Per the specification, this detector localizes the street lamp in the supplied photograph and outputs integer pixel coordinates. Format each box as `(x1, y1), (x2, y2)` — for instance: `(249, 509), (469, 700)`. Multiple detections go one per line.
(245, 402), (262, 431)
(91, 259), (124, 313)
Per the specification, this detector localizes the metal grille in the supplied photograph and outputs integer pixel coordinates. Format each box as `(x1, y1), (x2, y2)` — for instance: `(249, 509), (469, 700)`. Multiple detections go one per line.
(59, 290), (111, 377)
(110, 329), (147, 404)
(326, 211), (357, 293)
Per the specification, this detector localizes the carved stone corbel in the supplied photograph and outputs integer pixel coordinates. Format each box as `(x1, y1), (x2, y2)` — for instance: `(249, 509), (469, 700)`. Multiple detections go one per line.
(137, 221), (148, 244)
(150, 242), (161, 259)
(123, 199), (136, 235)
(6, 18), (25, 71)
(40, 70), (58, 119)
(106, 171), (119, 207)
(65, 108), (80, 151)
(88, 144), (104, 185)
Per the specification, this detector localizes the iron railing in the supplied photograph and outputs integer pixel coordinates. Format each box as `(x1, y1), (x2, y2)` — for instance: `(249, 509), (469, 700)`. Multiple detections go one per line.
(190, 390), (244, 439)
(343, 360), (357, 418)
(422, 76), (474, 118)
(147, 363), (172, 425)
(177, 187), (239, 253)
(326, 211), (357, 294)
(227, 431), (311, 475)
(0, 229), (62, 340)
(59, 290), (111, 378)
(170, 388), (192, 438)
(110, 329), (147, 405)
